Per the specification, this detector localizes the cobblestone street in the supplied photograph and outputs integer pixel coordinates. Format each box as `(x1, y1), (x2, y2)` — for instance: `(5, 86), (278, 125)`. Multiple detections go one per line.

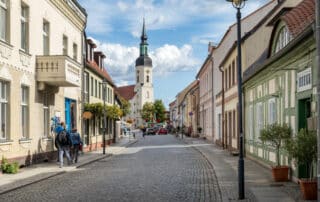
(0, 134), (222, 202)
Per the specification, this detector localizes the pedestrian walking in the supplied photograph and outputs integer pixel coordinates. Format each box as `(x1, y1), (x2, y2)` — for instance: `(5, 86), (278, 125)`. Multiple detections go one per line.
(54, 122), (66, 162)
(55, 126), (72, 168)
(70, 128), (83, 163)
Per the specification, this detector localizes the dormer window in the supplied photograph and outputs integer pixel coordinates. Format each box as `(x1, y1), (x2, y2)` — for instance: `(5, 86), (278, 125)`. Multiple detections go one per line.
(274, 25), (291, 54)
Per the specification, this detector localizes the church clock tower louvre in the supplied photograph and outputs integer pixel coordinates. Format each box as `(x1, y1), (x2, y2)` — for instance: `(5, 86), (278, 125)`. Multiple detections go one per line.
(134, 18), (154, 127)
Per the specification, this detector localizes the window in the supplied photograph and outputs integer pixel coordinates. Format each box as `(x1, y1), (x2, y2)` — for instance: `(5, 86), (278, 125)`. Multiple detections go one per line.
(232, 110), (236, 138)
(73, 43), (77, 60)
(147, 75), (149, 83)
(21, 86), (29, 138)
(63, 35), (68, 55)
(21, 3), (29, 52)
(218, 114), (222, 139)
(297, 67), (312, 92)
(232, 60), (235, 85)
(225, 69), (228, 89)
(255, 102), (264, 140)
(275, 26), (291, 54)
(84, 72), (89, 102)
(43, 20), (49, 55)
(0, 81), (8, 140)
(0, 0), (8, 42)
(268, 98), (277, 124)
(90, 77), (93, 96)
(98, 82), (101, 99)
(43, 95), (49, 137)
(95, 79), (97, 97)
(228, 65), (231, 88)
(248, 105), (253, 140)
(146, 91), (149, 99)
(136, 71), (139, 83)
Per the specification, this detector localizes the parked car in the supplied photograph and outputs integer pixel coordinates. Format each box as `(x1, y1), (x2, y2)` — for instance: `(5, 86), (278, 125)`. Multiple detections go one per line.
(157, 128), (168, 135)
(146, 128), (156, 135)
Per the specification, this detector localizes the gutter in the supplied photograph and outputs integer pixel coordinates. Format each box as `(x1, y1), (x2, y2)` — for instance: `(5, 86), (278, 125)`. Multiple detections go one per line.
(218, 65), (225, 149)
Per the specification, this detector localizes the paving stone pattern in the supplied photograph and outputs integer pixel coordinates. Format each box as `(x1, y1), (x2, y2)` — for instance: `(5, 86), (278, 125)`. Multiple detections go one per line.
(0, 135), (222, 202)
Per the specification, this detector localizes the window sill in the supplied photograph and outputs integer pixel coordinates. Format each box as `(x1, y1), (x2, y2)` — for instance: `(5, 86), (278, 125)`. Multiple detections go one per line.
(0, 139), (13, 145)
(19, 138), (32, 144)
(19, 49), (31, 56)
(41, 137), (53, 141)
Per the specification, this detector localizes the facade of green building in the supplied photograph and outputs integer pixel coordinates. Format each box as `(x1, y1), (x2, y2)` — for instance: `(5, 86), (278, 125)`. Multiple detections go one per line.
(243, 0), (316, 180)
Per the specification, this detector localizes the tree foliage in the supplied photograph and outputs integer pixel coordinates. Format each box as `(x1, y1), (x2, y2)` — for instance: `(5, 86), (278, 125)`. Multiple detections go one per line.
(154, 99), (166, 123)
(285, 129), (317, 179)
(260, 123), (291, 166)
(119, 97), (130, 117)
(141, 102), (154, 122)
(84, 103), (122, 120)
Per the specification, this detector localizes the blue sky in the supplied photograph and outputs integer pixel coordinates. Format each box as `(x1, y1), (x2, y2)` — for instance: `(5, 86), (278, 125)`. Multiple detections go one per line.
(79, 0), (269, 108)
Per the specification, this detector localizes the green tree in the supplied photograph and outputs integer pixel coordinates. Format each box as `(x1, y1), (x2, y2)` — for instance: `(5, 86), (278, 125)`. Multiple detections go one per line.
(154, 99), (166, 123)
(119, 97), (130, 117)
(141, 102), (154, 122)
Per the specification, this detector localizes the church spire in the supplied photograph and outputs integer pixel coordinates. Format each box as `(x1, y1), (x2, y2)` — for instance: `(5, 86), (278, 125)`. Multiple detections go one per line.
(140, 18), (148, 56)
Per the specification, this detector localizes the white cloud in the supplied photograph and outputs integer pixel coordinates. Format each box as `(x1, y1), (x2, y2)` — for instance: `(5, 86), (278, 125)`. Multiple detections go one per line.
(90, 38), (200, 86)
(79, 0), (269, 38)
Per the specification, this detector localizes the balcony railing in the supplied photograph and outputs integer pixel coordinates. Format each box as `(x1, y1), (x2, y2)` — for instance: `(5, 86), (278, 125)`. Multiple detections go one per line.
(36, 55), (81, 87)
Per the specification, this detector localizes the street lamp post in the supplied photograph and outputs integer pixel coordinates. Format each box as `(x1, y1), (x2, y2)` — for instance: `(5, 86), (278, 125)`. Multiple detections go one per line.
(226, 0), (247, 199)
(102, 78), (107, 155)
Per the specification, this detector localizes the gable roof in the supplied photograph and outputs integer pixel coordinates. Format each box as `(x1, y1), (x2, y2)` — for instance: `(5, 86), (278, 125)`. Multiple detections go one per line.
(281, 0), (314, 37)
(116, 85), (136, 101)
(243, 0), (315, 82)
(86, 61), (115, 87)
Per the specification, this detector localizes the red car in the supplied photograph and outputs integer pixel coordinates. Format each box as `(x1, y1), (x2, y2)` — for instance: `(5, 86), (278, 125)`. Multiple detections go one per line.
(157, 128), (168, 135)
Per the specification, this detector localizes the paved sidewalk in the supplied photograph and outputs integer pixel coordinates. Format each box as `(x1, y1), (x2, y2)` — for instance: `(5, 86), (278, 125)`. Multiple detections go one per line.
(0, 136), (138, 195)
(179, 136), (315, 202)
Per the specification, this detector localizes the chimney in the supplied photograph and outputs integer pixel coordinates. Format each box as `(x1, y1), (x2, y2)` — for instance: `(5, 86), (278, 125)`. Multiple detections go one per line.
(208, 42), (217, 54)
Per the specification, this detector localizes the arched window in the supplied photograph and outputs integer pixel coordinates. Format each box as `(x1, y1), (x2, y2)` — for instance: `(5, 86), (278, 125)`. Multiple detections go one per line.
(274, 26), (291, 54)
(147, 75), (149, 83)
(146, 91), (149, 98)
(136, 70), (139, 83)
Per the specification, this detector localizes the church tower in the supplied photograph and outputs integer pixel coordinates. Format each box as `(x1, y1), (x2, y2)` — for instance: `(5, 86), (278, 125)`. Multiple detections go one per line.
(134, 19), (154, 126)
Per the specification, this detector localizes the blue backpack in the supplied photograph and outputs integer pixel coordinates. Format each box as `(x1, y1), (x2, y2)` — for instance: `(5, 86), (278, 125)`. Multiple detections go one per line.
(58, 130), (68, 145)
(70, 132), (80, 145)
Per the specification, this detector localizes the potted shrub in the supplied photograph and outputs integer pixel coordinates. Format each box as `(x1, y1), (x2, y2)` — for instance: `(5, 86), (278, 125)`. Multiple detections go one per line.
(1, 156), (19, 174)
(285, 129), (317, 200)
(259, 123), (291, 182)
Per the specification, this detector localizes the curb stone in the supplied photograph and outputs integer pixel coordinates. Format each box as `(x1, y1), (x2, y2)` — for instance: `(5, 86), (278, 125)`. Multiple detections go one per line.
(0, 138), (138, 195)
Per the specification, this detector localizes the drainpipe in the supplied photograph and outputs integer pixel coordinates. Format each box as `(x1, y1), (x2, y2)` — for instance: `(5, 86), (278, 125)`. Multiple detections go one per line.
(211, 56), (215, 144)
(315, 0), (320, 199)
(219, 66), (225, 149)
(81, 25), (87, 147)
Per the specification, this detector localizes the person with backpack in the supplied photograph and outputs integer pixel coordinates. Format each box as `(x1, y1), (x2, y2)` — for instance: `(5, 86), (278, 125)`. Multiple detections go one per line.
(55, 124), (72, 168)
(69, 128), (83, 163)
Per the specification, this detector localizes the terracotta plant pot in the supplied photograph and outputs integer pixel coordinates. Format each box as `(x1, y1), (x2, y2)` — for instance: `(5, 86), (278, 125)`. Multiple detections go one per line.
(299, 179), (317, 200)
(271, 166), (289, 182)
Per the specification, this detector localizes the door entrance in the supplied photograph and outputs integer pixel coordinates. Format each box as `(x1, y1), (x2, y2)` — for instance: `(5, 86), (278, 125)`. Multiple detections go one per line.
(297, 98), (311, 178)
(65, 98), (77, 132)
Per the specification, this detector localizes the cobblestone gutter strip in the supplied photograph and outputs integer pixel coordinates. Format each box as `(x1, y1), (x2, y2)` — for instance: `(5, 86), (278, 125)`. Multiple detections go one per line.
(76, 154), (113, 168)
(180, 137), (257, 202)
(0, 171), (66, 195)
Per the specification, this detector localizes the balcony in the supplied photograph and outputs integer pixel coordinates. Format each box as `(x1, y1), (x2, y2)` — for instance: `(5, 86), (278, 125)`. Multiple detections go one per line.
(36, 55), (81, 87)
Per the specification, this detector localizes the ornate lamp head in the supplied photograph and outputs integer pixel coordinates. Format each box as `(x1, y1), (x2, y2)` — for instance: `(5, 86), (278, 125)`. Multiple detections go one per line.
(226, 0), (247, 9)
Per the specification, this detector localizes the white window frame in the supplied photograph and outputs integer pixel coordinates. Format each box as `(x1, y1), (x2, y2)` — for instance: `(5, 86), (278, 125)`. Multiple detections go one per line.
(63, 35), (68, 55)
(43, 20), (49, 55)
(255, 102), (264, 140)
(0, 81), (8, 140)
(21, 86), (29, 138)
(0, 0), (8, 42)
(248, 105), (253, 140)
(268, 98), (277, 124)
(275, 26), (291, 53)
(73, 43), (77, 60)
(297, 67), (312, 92)
(21, 3), (29, 52)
